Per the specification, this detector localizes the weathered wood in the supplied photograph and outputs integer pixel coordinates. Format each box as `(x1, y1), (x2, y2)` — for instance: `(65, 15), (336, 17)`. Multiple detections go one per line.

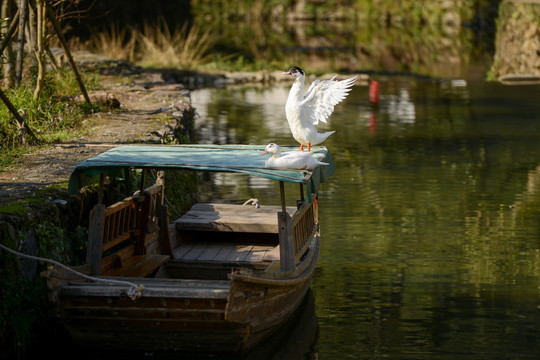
(182, 244), (208, 261)
(290, 201), (316, 259)
(46, 166), (325, 354)
(172, 243), (195, 259)
(97, 174), (104, 204)
(87, 204), (105, 275)
(279, 181), (286, 213)
(175, 203), (296, 233)
(101, 197), (134, 251)
(59, 279), (230, 299)
(278, 211), (295, 272)
(100, 243), (136, 273)
(171, 242), (279, 269)
(102, 255), (169, 277)
(197, 244), (226, 261)
(159, 205), (173, 256)
(135, 195), (150, 255)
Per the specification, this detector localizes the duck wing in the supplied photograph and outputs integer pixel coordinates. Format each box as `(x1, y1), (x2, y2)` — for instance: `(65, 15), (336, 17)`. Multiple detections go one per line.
(301, 75), (358, 125)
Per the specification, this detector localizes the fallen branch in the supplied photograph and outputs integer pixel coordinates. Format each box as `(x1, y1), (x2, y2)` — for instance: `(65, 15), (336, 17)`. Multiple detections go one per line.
(0, 88), (38, 145)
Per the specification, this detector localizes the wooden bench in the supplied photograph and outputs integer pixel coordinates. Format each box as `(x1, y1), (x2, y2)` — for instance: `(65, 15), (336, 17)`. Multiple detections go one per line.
(102, 254), (170, 277)
(86, 185), (170, 277)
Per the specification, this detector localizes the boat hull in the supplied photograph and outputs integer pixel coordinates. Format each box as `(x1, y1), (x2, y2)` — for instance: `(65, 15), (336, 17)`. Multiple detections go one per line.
(46, 236), (319, 354)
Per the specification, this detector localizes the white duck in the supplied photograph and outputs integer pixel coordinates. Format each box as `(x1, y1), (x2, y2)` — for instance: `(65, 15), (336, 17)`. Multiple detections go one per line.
(261, 143), (329, 170)
(283, 66), (358, 152)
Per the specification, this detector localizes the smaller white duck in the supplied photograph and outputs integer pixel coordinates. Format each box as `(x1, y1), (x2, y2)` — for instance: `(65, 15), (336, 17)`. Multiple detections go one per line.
(261, 143), (329, 170)
(283, 66), (358, 151)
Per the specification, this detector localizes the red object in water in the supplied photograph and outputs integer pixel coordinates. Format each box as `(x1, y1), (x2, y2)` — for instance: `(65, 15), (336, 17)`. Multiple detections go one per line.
(369, 80), (380, 104)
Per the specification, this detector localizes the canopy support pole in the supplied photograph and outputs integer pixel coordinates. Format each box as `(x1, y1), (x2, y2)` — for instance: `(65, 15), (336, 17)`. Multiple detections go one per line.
(97, 174), (104, 204)
(279, 181), (286, 213)
(140, 169), (146, 193)
(278, 181), (295, 272)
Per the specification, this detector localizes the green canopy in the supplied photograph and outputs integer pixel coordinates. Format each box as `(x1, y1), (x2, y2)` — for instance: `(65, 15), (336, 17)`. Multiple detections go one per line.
(67, 144), (335, 196)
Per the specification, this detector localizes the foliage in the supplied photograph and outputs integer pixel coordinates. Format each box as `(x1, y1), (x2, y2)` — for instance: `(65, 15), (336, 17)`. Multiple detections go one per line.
(0, 70), (99, 169)
(0, 276), (51, 359)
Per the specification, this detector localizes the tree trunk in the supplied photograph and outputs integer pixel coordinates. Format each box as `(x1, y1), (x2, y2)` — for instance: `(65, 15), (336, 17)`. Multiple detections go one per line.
(46, 5), (91, 105)
(33, 0), (45, 101)
(1, 3), (17, 87)
(15, 0), (28, 87)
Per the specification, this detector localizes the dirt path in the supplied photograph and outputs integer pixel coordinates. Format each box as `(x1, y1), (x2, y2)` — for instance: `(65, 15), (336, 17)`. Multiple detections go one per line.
(0, 69), (191, 203)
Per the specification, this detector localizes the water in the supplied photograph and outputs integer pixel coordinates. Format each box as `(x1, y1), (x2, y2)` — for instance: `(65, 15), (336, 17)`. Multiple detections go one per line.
(191, 78), (540, 359)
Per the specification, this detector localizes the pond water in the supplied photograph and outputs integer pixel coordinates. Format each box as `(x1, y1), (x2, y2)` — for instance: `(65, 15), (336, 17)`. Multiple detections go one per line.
(190, 77), (540, 359)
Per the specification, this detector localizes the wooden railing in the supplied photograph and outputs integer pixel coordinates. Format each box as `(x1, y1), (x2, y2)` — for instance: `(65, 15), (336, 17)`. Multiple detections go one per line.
(86, 183), (167, 275)
(278, 201), (318, 272)
(291, 202), (316, 259)
(102, 197), (137, 252)
(141, 184), (163, 225)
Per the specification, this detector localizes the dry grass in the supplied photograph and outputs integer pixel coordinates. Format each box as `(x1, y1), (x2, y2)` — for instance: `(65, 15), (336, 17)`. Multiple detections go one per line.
(87, 24), (136, 61)
(86, 21), (216, 70)
(136, 21), (215, 69)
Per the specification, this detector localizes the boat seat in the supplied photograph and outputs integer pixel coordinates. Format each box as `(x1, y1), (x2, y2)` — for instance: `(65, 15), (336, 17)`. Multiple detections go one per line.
(102, 254), (170, 277)
(86, 186), (171, 278)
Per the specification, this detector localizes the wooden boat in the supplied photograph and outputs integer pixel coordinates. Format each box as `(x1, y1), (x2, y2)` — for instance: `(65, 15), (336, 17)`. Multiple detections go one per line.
(42, 144), (334, 354)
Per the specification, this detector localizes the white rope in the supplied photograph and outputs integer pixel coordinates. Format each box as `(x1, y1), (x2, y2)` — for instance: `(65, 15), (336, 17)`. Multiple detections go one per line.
(0, 242), (143, 300)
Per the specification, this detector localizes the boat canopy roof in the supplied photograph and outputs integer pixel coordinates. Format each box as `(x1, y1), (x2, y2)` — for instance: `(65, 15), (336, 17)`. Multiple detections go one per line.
(67, 144), (335, 195)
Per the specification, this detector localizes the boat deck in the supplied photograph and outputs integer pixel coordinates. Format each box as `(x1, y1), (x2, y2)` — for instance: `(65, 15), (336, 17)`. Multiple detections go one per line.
(172, 243), (280, 263)
(172, 202), (292, 265)
(174, 203), (297, 233)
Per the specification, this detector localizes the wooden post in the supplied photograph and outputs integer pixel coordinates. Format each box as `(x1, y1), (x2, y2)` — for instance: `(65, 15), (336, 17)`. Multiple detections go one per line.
(158, 204), (173, 256)
(297, 183), (305, 208)
(135, 169), (148, 255)
(156, 170), (165, 205)
(46, 5), (91, 105)
(136, 195), (149, 255)
(278, 211), (295, 272)
(140, 169), (146, 193)
(97, 174), (104, 204)
(86, 204), (105, 275)
(279, 181), (286, 213)
(278, 180), (294, 271)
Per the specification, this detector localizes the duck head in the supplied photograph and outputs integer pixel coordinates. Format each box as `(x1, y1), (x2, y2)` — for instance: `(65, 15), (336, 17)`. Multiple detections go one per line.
(282, 66), (305, 79)
(260, 143), (281, 156)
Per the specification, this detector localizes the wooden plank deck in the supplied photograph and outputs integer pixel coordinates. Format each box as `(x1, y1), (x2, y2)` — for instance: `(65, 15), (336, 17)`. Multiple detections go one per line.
(175, 203), (297, 233)
(172, 243), (279, 263)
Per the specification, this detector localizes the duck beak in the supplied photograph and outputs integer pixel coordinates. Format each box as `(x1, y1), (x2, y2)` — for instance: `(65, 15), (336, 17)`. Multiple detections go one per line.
(260, 150), (268, 155)
(282, 70), (292, 76)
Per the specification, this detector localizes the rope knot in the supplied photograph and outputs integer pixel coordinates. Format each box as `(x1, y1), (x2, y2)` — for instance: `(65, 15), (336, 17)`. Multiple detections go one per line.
(127, 284), (144, 300)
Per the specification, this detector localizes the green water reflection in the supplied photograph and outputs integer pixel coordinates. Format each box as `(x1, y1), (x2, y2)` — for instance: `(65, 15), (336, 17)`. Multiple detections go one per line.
(192, 77), (540, 358)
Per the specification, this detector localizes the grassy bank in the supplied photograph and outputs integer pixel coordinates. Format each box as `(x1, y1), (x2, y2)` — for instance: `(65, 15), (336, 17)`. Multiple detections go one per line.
(0, 68), (100, 170)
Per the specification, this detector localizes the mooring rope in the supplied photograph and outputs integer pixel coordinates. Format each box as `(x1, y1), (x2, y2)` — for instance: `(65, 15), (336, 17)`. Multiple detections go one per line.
(0, 242), (143, 300)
